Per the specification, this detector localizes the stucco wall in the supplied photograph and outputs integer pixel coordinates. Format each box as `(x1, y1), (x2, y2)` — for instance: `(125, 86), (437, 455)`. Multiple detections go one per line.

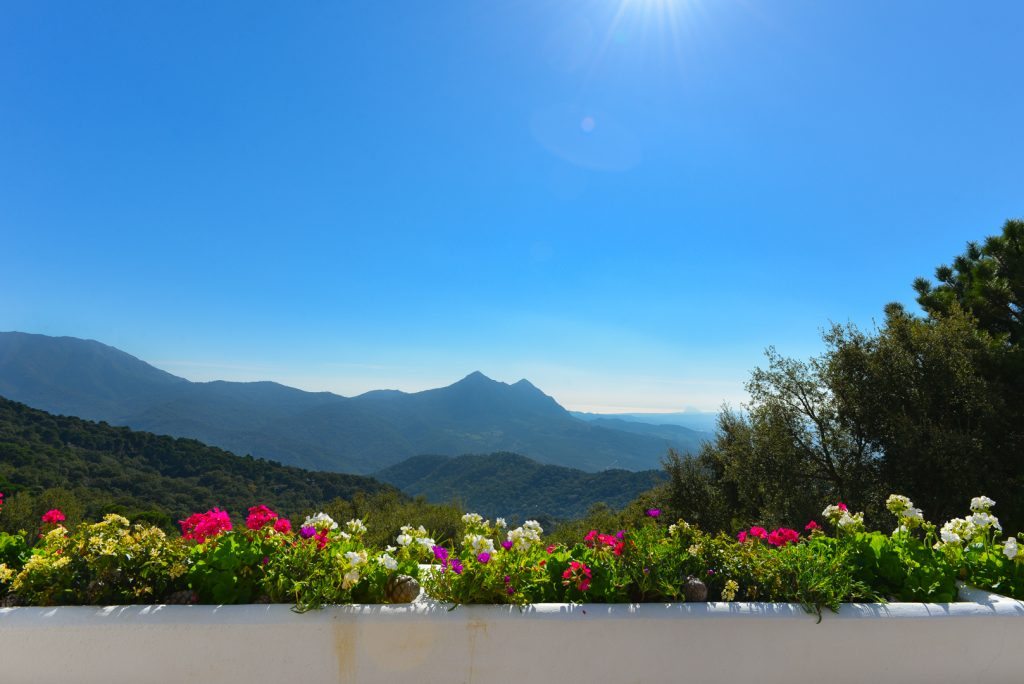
(1, 586), (1022, 684)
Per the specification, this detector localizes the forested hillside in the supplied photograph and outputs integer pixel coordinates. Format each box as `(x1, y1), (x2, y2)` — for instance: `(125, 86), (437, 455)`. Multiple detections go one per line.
(0, 396), (395, 533)
(375, 452), (666, 521)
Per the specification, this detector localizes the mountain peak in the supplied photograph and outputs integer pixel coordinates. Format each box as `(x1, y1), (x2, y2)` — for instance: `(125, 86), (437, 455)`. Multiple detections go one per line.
(454, 370), (496, 385)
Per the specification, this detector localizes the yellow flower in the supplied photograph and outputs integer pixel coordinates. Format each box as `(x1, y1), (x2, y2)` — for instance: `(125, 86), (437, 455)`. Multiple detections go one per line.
(721, 579), (739, 601)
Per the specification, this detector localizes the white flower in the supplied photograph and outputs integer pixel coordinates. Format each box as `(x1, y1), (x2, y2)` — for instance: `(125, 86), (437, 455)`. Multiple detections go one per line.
(902, 507), (924, 521)
(886, 494), (912, 515)
(377, 553), (398, 571)
(939, 517), (977, 546)
(1004, 537), (1018, 561)
(344, 550), (367, 567)
(396, 534), (413, 547)
(462, 513), (484, 526)
(463, 533), (496, 556)
(494, 518), (507, 529)
(338, 531), (351, 540)
(303, 512), (338, 530)
(385, 545), (397, 553)
(837, 511), (864, 531)
(970, 496), (996, 513)
(342, 569), (360, 590)
(416, 537), (436, 551)
(970, 511), (1002, 532)
(507, 522), (543, 551)
(346, 519), (367, 535)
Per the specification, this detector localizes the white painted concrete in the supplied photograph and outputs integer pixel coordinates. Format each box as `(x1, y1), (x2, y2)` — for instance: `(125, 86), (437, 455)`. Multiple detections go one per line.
(1, 587), (1022, 684)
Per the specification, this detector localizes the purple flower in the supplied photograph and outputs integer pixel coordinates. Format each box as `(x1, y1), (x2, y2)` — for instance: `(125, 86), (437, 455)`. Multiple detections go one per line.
(451, 558), (464, 575)
(477, 552), (491, 564)
(261, 556), (270, 566)
(432, 545), (449, 562)
(646, 509), (661, 518)
(501, 540), (513, 550)
(506, 587), (515, 595)
(503, 575), (511, 584)
(615, 530), (626, 540)
(299, 526), (316, 539)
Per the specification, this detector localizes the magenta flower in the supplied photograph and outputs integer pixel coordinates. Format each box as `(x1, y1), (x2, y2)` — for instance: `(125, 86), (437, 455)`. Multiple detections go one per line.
(179, 508), (232, 543)
(805, 520), (820, 532)
(767, 528), (800, 547)
(501, 540), (513, 550)
(432, 545), (449, 562)
(737, 531), (748, 542)
(41, 509), (66, 525)
(477, 552), (491, 564)
(451, 558), (464, 575)
(299, 525), (316, 539)
(245, 504), (278, 531)
(646, 509), (661, 518)
(615, 530), (626, 540)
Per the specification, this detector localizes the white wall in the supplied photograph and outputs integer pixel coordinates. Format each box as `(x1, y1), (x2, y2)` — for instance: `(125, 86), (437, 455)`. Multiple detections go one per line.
(1, 587), (1022, 684)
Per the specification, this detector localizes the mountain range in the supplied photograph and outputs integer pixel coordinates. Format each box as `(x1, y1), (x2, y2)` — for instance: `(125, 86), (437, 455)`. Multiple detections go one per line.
(0, 332), (707, 474)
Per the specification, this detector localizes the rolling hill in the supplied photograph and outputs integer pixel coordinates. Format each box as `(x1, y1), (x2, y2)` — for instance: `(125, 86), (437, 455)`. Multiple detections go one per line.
(374, 452), (667, 521)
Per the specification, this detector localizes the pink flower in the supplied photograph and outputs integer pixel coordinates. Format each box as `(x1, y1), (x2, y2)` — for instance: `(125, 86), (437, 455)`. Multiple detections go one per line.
(584, 530), (598, 543)
(837, 503), (848, 512)
(737, 531), (748, 543)
(805, 520), (819, 531)
(546, 545), (557, 554)
(273, 518), (292, 534)
(561, 561), (593, 592)
(245, 505), (279, 531)
(180, 508), (233, 543)
(749, 526), (768, 540)
(41, 509), (65, 525)
(767, 528), (800, 547)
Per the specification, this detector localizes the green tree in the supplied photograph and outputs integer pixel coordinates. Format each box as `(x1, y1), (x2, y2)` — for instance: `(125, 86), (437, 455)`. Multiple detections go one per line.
(914, 218), (1024, 344)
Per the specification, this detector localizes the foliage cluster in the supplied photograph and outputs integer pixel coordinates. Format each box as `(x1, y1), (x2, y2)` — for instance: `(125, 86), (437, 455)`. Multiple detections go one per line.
(421, 494), (1021, 612)
(660, 219), (1024, 536)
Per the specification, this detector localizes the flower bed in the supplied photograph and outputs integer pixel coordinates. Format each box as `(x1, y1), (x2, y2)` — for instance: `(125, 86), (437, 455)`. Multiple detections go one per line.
(0, 494), (1022, 610)
(2, 494), (1024, 682)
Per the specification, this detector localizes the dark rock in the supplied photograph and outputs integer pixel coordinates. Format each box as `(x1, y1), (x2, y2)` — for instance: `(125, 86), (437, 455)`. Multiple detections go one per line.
(684, 576), (708, 602)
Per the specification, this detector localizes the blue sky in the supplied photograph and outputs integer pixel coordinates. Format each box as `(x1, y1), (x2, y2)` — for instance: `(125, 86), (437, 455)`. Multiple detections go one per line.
(2, 1), (1022, 412)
